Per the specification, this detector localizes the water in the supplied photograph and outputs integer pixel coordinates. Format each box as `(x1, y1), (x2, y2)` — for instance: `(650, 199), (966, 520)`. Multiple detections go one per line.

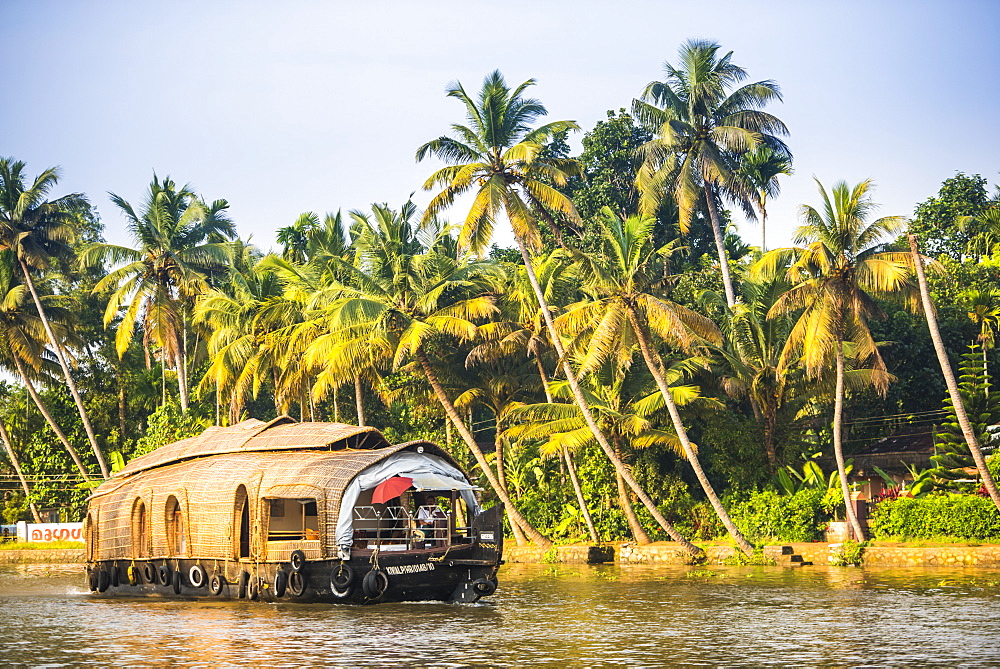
(3, 563), (1000, 666)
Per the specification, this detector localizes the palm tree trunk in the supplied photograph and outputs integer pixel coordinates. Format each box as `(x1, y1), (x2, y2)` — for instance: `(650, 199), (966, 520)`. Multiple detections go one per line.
(495, 432), (528, 546)
(0, 418), (42, 522)
(17, 258), (108, 478)
(907, 233), (1000, 511)
(626, 305), (755, 555)
(834, 337), (866, 540)
(703, 182), (737, 308)
(533, 352), (598, 542)
(562, 447), (599, 543)
(614, 442), (651, 544)
(415, 347), (552, 548)
(354, 375), (366, 426)
(179, 312), (189, 412)
(12, 356), (91, 481)
(175, 345), (189, 413)
(513, 235), (701, 556)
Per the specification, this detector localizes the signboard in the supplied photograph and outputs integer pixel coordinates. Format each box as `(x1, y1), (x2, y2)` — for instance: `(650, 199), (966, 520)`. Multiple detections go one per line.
(16, 521), (83, 543)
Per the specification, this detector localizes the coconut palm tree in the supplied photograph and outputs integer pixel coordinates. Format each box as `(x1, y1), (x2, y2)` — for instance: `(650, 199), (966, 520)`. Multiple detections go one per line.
(959, 288), (1000, 379)
(195, 259), (285, 423)
(467, 252), (599, 544)
(755, 179), (916, 539)
(737, 146), (793, 251)
(698, 270), (799, 470)
(296, 202), (553, 547)
(277, 212), (320, 263)
(633, 39), (789, 307)
(418, 71), (701, 555)
(0, 158), (108, 477)
(562, 207), (753, 554)
(81, 175), (234, 413)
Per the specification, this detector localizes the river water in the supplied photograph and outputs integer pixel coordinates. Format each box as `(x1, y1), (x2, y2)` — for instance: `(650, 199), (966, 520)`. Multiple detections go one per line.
(3, 562), (1000, 666)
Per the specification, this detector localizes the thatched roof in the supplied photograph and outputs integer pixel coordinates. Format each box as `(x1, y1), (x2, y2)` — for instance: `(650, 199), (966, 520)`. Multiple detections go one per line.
(115, 416), (391, 479)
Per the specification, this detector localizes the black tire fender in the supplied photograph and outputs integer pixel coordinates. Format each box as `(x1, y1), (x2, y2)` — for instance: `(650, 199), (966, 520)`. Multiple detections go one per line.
(237, 571), (249, 599)
(472, 577), (496, 596)
(172, 570), (182, 595)
(88, 568), (98, 592)
(247, 575), (260, 600)
(209, 573), (225, 595)
(330, 563), (353, 598)
(188, 564), (207, 589)
(287, 570), (307, 597)
(110, 563), (120, 588)
(158, 564), (171, 587)
(96, 568), (110, 593)
(289, 549), (307, 572)
(362, 569), (389, 599)
(142, 562), (156, 584)
(273, 569), (287, 598)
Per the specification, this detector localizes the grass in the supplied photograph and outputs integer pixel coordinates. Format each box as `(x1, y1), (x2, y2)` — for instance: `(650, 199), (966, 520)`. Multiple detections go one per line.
(0, 540), (84, 550)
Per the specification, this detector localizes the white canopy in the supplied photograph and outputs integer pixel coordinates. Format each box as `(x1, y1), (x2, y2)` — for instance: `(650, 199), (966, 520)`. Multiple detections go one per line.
(335, 451), (481, 549)
(409, 471), (479, 492)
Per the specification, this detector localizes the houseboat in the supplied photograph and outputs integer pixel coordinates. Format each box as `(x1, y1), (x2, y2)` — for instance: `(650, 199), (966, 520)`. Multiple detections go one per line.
(84, 417), (503, 603)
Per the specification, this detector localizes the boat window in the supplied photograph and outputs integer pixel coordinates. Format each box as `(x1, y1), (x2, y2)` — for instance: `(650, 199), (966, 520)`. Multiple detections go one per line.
(131, 499), (149, 558)
(267, 498), (319, 542)
(165, 495), (187, 556)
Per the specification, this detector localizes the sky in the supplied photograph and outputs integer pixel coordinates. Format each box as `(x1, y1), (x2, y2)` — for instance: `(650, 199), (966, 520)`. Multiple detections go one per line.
(3, 0), (999, 253)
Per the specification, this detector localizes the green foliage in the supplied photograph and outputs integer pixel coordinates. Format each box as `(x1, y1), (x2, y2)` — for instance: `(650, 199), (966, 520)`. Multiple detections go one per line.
(869, 494), (1000, 540)
(930, 345), (999, 491)
(721, 548), (775, 566)
(726, 489), (827, 543)
(132, 400), (208, 458)
(829, 540), (866, 566)
(909, 173), (990, 260)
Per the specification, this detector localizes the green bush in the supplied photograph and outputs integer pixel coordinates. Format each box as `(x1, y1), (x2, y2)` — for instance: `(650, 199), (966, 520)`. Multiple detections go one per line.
(727, 488), (827, 543)
(869, 494), (1000, 541)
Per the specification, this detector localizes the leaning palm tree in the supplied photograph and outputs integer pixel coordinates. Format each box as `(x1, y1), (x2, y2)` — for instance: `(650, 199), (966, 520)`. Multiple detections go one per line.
(633, 40), (789, 307)
(81, 175), (234, 413)
(907, 232), (1000, 511)
(0, 253), (93, 480)
(0, 417), (41, 522)
(754, 179), (916, 539)
(0, 158), (108, 478)
(418, 70), (700, 555)
(562, 207), (753, 554)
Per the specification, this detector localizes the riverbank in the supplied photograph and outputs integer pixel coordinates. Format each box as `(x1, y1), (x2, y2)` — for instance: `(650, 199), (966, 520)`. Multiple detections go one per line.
(5, 541), (1000, 567)
(504, 541), (1000, 566)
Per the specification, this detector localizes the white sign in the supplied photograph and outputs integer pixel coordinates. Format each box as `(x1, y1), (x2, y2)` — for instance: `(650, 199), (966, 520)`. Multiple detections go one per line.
(16, 522), (83, 543)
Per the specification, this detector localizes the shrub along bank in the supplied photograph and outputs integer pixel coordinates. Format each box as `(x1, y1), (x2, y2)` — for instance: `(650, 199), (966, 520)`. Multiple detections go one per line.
(869, 495), (1000, 541)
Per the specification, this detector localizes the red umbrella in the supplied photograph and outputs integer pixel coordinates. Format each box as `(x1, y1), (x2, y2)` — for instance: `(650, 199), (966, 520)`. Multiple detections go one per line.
(371, 476), (413, 504)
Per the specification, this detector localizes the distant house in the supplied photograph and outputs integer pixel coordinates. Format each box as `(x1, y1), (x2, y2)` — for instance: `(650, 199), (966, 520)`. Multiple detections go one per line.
(847, 427), (937, 498)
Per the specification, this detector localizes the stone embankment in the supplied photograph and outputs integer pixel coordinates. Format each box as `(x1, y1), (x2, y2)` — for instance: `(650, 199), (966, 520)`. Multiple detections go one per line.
(503, 542), (1000, 566)
(0, 549), (86, 564)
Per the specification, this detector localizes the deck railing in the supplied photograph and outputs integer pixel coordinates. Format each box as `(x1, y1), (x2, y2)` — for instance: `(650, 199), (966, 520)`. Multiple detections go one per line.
(351, 505), (468, 551)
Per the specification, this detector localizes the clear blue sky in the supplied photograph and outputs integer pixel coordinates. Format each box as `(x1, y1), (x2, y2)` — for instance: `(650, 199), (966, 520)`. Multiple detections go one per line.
(3, 0), (998, 251)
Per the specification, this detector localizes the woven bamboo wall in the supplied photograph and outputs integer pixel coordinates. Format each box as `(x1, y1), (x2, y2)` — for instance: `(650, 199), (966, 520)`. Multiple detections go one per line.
(87, 417), (459, 563)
